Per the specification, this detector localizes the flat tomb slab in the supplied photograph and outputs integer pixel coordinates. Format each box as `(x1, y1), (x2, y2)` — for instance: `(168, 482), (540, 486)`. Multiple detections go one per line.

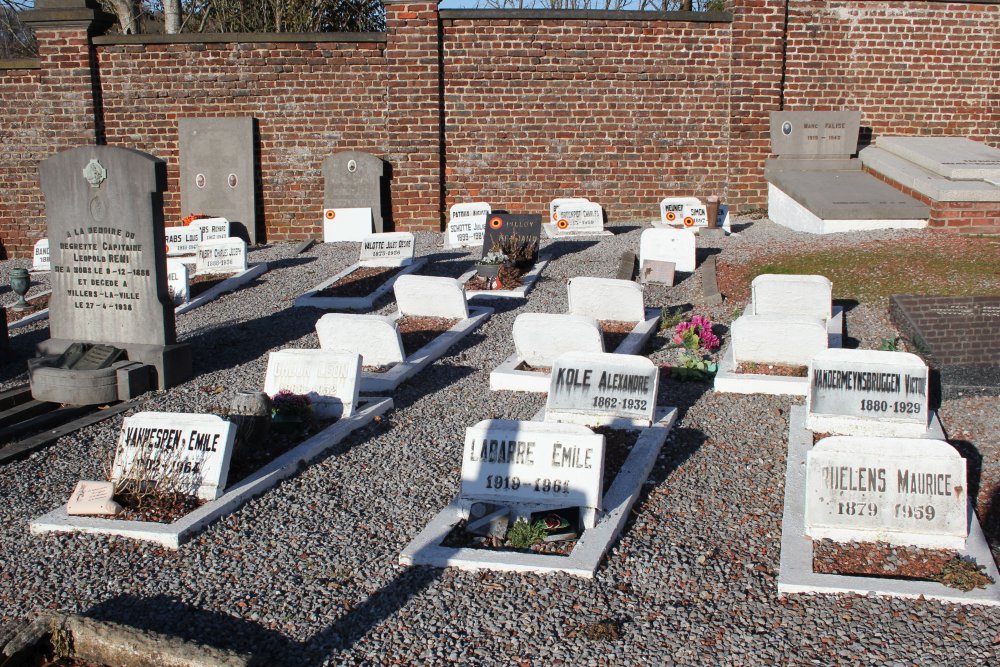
(777, 405), (1000, 606)
(860, 147), (1000, 203)
(461, 255), (550, 301)
(875, 136), (1000, 181)
(767, 170), (930, 220)
(399, 407), (678, 578)
(30, 397), (393, 548)
(768, 184), (927, 235)
(294, 257), (427, 310)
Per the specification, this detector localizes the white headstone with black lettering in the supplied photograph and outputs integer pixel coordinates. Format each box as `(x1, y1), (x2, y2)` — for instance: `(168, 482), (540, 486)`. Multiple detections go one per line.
(166, 259), (189, 304)
(358, 232), (415, 267)
(190, 217), (230, 242)
(659, 196), (705, 229)
(805, 436), (968, 549)
(165, 226), (203, 256)
(32, 238), (50, 271)
(316, 313), (405, 367)
(195, 238), (247, 275)
(461, 419), (606, 528)
(545, 352), (659, 427)
(551, 201), (605, 235)
(447, 202), (491, 248)
(807, 349), (930, 437)
(394, 274), (469, 320)
(732, 314), (827, 366)
(567, 277), (645, 323)
(752, 274), (832, 322)
(639, 228), (696, 274)
(549, 197), (590, 225)
(111, 412), (237, 501)
(513, 313), (604, 367)
(264, 350), (361, 419)
(323, 207), (373, 243)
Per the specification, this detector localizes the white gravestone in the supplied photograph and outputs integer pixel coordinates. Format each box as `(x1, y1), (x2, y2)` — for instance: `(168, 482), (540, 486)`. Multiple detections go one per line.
(264, 350), (361, 420)
(394, 274), (469, 320)
(316, 313), (405, 367)
(806, 436), (968, 550)
(461, 419), (606, 528)
(807, 349), (930, 437)
(552, 201), (604, 234)
(549, 197), (590, 225)
(639, 228), (697, 274)
(546, 352), (659, 427)
(732, 314), (827, 366)
(195, 238), (247, 275)
(111, 412), (238, 501)
(358, 232), (415, 267)
(323, 207), (373, 243)
(447, 202), (491, 248)
(166, 259), (189, 304)
(567, 277), (646, 323)
(164, 226), (202, 256)
(752, 274), (832, 322)
(191, 217), (230, 242)
(66, 480), (120, 516)
(513, 313), (604, 367)
(32, 238), (50, 271)
(659, 196), (705, 229)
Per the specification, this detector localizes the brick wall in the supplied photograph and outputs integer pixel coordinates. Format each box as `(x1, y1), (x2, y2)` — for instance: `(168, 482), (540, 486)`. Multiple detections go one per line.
(866, 167), (1000, 234)
(97, 39), (388, 242)
(0, 66), (44, 258)
(440, 14), (732, 220)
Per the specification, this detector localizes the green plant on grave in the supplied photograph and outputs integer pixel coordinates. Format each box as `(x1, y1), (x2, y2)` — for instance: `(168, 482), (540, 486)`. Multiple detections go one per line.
(506, 518), (548, 549)
(878, 337), (900, 352)
(670, 352), (718, 382)
(659, 306), (685, 332)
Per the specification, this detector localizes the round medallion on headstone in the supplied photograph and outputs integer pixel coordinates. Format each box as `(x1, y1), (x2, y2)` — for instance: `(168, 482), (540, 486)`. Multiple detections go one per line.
(781, 121), (793, 136)
(683, 216), (695, 227)
(196, 173), (206, 189)
(665, 211), (676, 222)
(89, 194), (107, 221)
(325, 210), (336, 220)
(347, 159), (358, 173)
(227, 173), (238, 188)
(489, 216), (503, 229)
(557, 219), (569, 230)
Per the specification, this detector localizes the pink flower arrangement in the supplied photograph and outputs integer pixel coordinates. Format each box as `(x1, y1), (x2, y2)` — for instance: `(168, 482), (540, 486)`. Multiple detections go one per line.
(673, 314), (720, 352)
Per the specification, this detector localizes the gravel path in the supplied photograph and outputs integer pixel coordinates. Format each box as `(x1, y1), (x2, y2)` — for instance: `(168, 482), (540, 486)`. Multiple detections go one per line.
(0, 220), (997, 666)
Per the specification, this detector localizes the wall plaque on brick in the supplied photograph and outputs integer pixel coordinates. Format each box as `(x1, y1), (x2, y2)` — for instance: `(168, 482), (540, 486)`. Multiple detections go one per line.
(461, 419), (606, 527)
(545, 352), (659, 427)
(807, 349), (929, 437)
(447, 202), (491, 248)
(111, 412), (237, 501)
(32, 238), (50, 271)
(480, 213), (541, 259)
(805, 436), (967, 550)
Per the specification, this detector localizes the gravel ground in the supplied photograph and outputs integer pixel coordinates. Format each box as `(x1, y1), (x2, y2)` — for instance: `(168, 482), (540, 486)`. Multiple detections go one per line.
(0, 219), (998, 666)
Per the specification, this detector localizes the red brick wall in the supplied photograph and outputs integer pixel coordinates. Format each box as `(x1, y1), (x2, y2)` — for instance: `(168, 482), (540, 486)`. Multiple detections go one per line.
(783, 1), (1000, 148)
(866, 167), (1000, 234)
(441, 16), (732, 220)
(97, 40), (388, 241)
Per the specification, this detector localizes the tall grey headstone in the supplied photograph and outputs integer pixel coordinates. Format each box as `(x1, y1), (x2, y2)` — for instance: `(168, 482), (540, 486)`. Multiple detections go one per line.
(323, 151), (387, 234)
(34, 146), (191, 399)
(179, 117), (258, 244)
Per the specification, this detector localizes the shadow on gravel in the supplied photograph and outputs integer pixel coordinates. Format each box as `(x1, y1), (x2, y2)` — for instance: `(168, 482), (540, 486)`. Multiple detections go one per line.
(1, 327), (50, 384)
(836, 299), (861, 349)
(263, 255), (317, 271)
(948, 438), (984, 516)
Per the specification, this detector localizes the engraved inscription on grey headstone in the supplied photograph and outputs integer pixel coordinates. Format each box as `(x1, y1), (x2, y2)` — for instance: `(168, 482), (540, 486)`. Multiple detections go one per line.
(480, 214), (542, 260)
(179, 117), (258, 244)
(770, 111), (861, 159)
(323, 151), (388, 234)
(71, 344), (124, 371)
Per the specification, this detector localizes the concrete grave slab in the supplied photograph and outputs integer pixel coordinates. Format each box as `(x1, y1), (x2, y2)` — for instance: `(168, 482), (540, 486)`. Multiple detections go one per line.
(491, 310), (659, 392)
(460, 255), (550, 302)
(32, 238), (49, 272)
(860, 146), (1000, 203)
(639, 228), (696, 274)
(752, 274), (833, 323)
(31, 397), (393, 549)
(179, 117), (257, 244)
(358, 232), (415, 267)
(778, 405), (1000, 606)
(264, 350), (361, 419)
(767, 170), (931, 221)
(316, 313), (405, 367)
(770, 110), (861, 159)
(875, 136), (1000, 181)
(323, 151), (386, 234)
(567, 277), (646, 323)
(807, 349), (931, 438)
(446, 202), (491, 248)
(394, 274), (469, 320)
(174, 263), (268, 316)
(544, 352), (659, 429)
(194, 238), (247, 276)
(323, 208), (373, 243)
(400, 407), (678, 578)
(294, 257), (427, 311)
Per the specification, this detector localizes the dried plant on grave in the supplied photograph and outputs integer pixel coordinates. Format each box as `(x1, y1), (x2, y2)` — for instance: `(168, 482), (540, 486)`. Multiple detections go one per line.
(933, 557), (995, 591)
(490, 232), (538, 268)
(110, 429), (210, 511)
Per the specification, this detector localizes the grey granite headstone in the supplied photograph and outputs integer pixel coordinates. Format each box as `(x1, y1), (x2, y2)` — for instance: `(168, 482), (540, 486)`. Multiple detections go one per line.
(179, 117), (258, 244)
(771, 111), (861, 159)
(34, 145), (191, 399)
(323, 151), (387, 234)
(480, 214), (542, 260)
(616, 251), (636, 281)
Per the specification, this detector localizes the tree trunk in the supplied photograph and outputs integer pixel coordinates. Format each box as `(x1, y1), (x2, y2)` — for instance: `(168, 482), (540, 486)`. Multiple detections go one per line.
(104, 0), (141, 34)
(164, 0), (182, 34)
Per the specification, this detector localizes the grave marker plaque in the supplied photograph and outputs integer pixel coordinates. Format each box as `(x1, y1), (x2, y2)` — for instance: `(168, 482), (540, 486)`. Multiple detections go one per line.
(323, 207), (373, 243)
(323, 151), (387, 234)
(358, 232), (415, 267)
(461, 419), (606, 526)
(32, 238), (50, 271)
(549, 197), (589, 224)
(166, 259), (189, 304)
(552, 201), (604, 234)
(546, 352), (659, 427)
(807, 349), (929, 437)
(447, 202), (491, 248)
(640, 228), (697, 274)
(480, 213), (541, 259)
(164, 226), (202, 256)
(111, 412), (238, 501)
(770, 110), (860, 159)
(195, 238), (247, 275)
(659, 196), (706, 229)
(264, 350), (361, 419)
(805, 436), (968, 549)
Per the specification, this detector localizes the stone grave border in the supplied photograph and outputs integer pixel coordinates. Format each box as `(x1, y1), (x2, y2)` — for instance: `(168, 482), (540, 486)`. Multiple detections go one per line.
(777, 404), (1000, 606)
(360, 305), (494, 393)
(174, 263), (268, 315)
(7, 290), (53, 331)
(294, 257), (427, 310)
(30, 396), (394, 549)
(458, 255), (551, 301)
(713, 306), (844, 396)
(767, 183), (927, 235)
(540, 224), (613, 240)
(489, 308), (661, 392)
(399, 406), (677, 578)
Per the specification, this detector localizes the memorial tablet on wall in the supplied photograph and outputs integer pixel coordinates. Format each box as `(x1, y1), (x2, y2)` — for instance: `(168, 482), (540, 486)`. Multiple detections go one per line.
(545, 352), (659, 427)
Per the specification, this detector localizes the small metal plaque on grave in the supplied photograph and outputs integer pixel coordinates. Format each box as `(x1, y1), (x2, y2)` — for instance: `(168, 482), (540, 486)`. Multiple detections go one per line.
(71, 344), (125, 371)
(640, 260), (675, 286)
